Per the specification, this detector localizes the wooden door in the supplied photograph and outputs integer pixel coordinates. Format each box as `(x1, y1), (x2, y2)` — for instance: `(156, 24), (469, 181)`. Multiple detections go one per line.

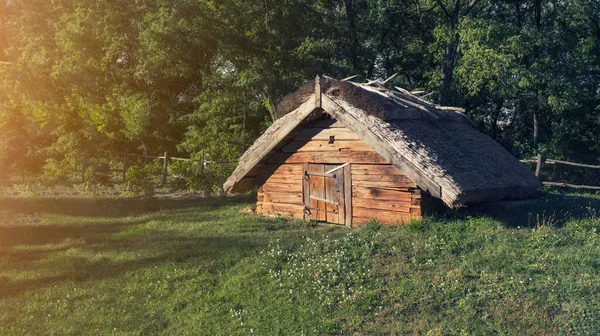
(303, 163), (350, 226)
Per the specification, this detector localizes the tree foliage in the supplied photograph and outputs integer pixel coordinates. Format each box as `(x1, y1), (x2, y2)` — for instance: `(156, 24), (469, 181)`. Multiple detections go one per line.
(1, 0), (599, 188)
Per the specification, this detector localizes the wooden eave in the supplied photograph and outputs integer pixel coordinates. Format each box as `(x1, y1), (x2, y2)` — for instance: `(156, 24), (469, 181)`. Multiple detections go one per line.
(223, 94), (319, 193)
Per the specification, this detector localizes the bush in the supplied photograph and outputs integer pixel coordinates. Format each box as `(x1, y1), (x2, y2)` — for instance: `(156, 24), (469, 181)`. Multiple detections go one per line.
(123, 165), (156, 197)
(82, 166), (99, 191)
(164, 159), (231, 195)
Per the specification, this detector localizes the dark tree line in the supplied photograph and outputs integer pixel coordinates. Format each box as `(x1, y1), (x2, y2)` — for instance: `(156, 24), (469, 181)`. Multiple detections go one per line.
(0, 0), (598, 187)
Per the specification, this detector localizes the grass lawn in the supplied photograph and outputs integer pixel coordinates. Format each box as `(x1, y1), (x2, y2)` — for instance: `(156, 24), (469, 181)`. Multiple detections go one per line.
(1, 191), (600, 335)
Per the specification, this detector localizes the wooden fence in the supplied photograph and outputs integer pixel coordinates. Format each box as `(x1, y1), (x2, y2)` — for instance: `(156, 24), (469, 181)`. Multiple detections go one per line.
(80, 151), (237, 185)
(522, 154), (600, 191)
(37, 151), (600, 192)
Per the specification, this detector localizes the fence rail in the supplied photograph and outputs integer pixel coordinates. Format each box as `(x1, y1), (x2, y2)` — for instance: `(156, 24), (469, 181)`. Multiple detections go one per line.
(17, 150), (599, 193)
(542, 182), (600, 190)
(521, 154), (600, 191)
(79, 150), (239, 185)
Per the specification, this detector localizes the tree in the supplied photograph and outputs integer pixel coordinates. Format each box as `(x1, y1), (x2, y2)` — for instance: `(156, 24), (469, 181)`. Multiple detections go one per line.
(429, 0), (485, 104)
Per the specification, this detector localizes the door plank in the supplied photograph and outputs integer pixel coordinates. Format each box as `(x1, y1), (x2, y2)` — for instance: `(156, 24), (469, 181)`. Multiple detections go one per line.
(344, 164), (352, 227)
(324, 164), (337, 224)
(302, 163), (310, 220)
(335, 166), (346, 226)
(309, 164), (326, 221)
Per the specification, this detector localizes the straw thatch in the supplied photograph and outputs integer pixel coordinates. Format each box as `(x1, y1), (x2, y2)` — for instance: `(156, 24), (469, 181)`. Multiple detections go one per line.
(224, 76), (540, 207)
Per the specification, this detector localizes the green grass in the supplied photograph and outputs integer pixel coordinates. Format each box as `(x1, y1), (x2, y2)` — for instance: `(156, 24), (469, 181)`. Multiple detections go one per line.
(1, 192), (600, 335)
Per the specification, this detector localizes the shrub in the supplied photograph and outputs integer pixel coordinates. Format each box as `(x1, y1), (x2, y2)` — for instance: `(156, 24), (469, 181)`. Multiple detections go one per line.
(123, 165), (156, 197)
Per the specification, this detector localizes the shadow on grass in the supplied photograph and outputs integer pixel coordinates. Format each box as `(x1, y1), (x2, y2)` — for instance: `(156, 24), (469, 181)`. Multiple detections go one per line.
(465, 191), (600, 228)
(0, 220), (145, 248)
(0, 193), (319, 299)
(0, 194), (255, 217)
(0, 194), (254, 251)
(0, 233), (266, 299)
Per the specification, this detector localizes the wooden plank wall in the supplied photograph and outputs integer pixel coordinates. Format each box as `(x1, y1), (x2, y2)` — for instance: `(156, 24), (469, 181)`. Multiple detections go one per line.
(351, 164), (422, 225)
(256, 163), (305, 219)
(256, 119), (423, 225)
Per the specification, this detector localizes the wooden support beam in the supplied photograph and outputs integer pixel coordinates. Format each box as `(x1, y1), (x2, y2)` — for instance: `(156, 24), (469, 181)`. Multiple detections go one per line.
(306, 171), (336, 178)
(309, 195), (339, 206)
(342, 75), (358, 81)
(382, 73), (397, 84)
(326, 163), (350, 174)
(535, 154), (544, 177)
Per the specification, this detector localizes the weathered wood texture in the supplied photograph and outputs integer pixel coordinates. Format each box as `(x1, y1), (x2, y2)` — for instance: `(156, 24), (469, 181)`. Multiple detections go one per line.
(325, 164), (345, 225)
(256, 163), (305, 219)
(321, 95), (442, 199)
(282, 140), (374, 153)
(269, 151), (387, 164)
(294, 128), (361, 141)
(351, 163), (422, 225)
(302, 163), (347, 225)
(309, 164), (327, 221)
(256, 202), (305, 219)
(255, 120), (424, 225)
(224, 96), (317, 193)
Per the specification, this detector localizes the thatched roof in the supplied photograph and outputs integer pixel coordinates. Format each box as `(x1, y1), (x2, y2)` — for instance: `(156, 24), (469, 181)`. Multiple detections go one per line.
(224, 76), (540, 207)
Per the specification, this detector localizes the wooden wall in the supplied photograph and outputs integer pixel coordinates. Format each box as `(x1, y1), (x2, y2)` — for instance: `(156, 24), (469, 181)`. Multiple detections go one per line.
(350, 164), (422, 224)
(255, 119), (424, 225)
(256, 163), (305, 219)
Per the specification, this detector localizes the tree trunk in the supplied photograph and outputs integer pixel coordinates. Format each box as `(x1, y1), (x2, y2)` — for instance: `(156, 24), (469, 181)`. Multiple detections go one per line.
(439, 31), (459, 104)
(439, 2), (461, 105)
(491, 98), (504, 139)
(343, 0), (360, 73)
(532, 98), (540, 150)
(532, 0), (542, 151)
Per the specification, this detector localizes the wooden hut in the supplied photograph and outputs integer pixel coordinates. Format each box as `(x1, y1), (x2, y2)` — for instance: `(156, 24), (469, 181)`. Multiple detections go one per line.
(224, 76), (540, 227)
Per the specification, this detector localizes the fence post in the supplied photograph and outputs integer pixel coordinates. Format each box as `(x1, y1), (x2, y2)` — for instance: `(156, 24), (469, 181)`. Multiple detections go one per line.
(535, 154), (544, 177)
(81, 152), (87, 183)
(200, 150), (205, 175)
(162, 151), (169, 185)
(122, 154), (128, 183)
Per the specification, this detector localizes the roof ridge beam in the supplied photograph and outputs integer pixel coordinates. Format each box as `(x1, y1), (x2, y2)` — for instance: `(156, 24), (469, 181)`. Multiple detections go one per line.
(315, 75), (322, 108)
